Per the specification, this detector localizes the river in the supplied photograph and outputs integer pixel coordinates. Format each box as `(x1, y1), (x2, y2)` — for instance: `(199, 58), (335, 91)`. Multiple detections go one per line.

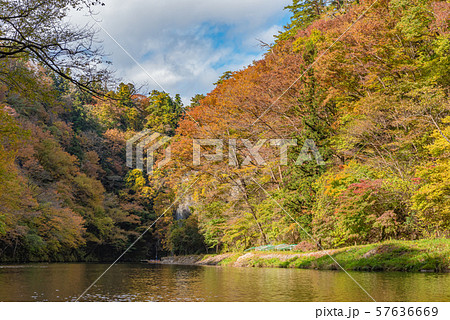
(0, 263), (448, 301)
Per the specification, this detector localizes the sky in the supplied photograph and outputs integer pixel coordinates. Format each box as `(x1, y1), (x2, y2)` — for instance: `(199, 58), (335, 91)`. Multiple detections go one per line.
(69, 0), (291, 104)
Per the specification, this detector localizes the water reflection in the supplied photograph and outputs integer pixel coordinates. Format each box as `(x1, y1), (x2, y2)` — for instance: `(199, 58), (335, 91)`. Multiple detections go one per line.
(0, 263), (448, 301)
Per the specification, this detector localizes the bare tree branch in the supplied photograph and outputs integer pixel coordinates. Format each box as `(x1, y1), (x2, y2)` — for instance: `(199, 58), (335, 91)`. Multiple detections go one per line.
(0, 0), (109, 96)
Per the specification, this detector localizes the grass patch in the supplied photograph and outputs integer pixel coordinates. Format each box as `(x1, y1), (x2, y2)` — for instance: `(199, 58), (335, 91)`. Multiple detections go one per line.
(229, 239), (450, 272)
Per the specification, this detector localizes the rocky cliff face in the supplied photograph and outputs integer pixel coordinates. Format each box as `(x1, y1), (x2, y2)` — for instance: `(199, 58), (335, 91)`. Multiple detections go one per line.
(174, 195), (194, 220)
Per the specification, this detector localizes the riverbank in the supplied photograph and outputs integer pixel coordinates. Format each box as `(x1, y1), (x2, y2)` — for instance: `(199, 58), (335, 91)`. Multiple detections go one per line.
(152, 239), (450, 272)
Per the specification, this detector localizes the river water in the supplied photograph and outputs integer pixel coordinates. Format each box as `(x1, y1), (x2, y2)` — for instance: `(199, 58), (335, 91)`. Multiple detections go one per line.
(0, 263), (448, 301)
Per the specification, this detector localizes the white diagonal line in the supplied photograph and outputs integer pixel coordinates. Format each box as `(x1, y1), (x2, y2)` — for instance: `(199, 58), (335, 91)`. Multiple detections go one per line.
(74, 177), (200, 302)
(82, 2), (380, 303)
(251, 177), (377, 302)
(89, 14), (201, 127)
(250, 0), (380, 126)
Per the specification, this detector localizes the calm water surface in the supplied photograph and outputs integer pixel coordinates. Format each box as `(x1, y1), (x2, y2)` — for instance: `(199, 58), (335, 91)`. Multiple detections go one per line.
(0, 263), (448, 301)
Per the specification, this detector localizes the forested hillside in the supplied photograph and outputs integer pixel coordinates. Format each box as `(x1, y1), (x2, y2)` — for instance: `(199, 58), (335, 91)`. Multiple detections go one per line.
(0, 76), (188, 261)
(167, 0), (450, 252)
(0, 0), (449, 262)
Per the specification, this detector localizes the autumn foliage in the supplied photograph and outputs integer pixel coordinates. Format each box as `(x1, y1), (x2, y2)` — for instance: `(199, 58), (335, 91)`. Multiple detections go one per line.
(169, 0), (450, 250)
(0, 0), (449, 261)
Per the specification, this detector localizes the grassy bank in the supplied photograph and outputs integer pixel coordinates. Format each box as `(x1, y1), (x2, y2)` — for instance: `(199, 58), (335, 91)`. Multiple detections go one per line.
(192, 239), (450, 272)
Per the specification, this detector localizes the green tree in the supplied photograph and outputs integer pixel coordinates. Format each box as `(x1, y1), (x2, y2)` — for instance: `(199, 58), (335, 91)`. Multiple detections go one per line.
(412, 116), (450, 236)
(145, 90), (183, 135)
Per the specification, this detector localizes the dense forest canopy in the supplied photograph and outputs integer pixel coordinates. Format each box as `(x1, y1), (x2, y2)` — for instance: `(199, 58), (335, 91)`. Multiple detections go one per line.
(0, 0), (449, 261)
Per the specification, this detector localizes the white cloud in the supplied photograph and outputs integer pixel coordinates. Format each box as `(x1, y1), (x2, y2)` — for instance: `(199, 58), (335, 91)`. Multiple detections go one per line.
(252, 24), (283, 46)
(69, 0), (291, 103)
